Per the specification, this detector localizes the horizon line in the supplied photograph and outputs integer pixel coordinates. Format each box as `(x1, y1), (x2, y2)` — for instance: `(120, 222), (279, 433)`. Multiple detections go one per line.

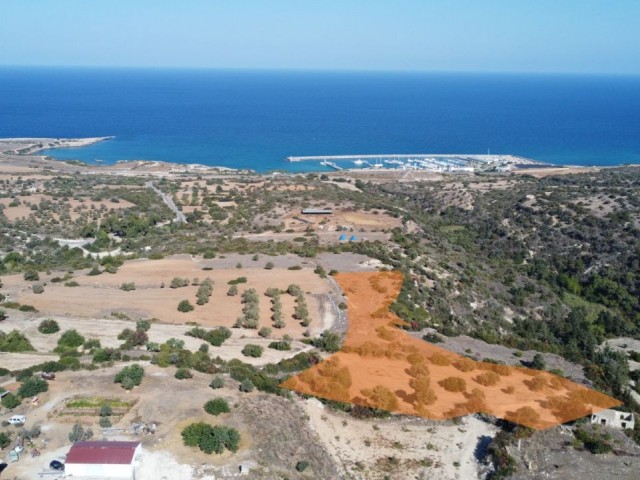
(1, 64), (639, 77)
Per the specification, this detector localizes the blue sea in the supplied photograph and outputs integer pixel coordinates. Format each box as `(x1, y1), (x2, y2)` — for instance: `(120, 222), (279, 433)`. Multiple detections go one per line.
(1, 67), (639, 172)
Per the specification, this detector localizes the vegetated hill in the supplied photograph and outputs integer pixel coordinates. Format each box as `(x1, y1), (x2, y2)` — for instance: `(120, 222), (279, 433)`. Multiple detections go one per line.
(346, 169), (640, 400)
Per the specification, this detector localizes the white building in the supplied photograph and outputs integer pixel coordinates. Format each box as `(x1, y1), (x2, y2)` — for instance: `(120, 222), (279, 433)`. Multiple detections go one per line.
(65, 441), (141, 479)
(590, 409), (635, 430)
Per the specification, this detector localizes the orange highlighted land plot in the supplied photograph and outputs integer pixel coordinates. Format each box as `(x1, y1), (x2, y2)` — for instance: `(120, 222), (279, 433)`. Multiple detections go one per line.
(281, 271), (620, 429)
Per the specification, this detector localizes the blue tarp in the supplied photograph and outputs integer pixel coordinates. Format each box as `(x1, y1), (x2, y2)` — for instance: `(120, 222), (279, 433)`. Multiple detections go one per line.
(339, 234), (347, 241)
(349, 235), (357, 241)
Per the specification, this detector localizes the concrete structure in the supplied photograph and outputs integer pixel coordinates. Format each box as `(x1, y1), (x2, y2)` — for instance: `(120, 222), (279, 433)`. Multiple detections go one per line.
(65, 441), (141, 479)
(301, 208), (333, 215)
(591, 409), (634, 430)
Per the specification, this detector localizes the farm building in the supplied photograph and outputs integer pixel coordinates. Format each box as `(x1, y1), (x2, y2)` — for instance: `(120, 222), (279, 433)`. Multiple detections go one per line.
(65, 441), (141, 479)
(590, 409), (634, 430)
(301, 208), (333, 215)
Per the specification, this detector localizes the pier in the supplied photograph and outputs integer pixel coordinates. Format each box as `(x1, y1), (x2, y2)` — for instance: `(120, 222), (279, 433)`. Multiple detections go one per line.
(320, 160), (343, 170)
(286, 153), (536, 173)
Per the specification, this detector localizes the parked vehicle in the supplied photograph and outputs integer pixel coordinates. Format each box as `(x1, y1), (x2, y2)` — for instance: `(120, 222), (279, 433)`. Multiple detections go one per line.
(49, 460), (64, 471)
(41, 372), (55, 380)
(8, 415), (26, 425)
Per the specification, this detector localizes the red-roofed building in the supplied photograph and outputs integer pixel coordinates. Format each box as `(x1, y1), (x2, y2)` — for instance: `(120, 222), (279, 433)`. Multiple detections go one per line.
(65, 441), (141, 479)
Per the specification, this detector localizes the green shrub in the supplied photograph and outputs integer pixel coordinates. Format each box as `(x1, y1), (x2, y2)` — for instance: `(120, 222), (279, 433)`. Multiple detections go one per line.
(69, 422), (93, 442)
(64, 281), (80, 287)
(210, 376), (225, 389)
(38, 319), (60, 334)
(99, 404), (113, 417)
(181, 422), (240, 454)
(0, 330), (35, 352)
(58, 329), (85, 348)
(18, 377), (48, 397)
(92, 348), (121, 363)
(227, 277), (247, 285)
(32, 283), (45, 294)
(258, 327), (272, 338)
(87, 266), (102, 276)
(120, 282), (136, 291)
(24, 270), (39, 281)
(1, 392), (21, 409)
(268, 340), (291, 351)
(136, 319), (152, 331)
(178, 300), (194, 313)
(296, 460), (310, 472)
(99, 416), (112, 428)
(0, 432), (10, 448)
(241, 344), (263, 358)
(114, 364), (144, 390)
(313, 331), (342, 353)
(204, 398), (230, 416)
(170, 277), (189, 288)
(239, 378), (254, 392)
(18, 304), (37, 312)
(175, 368), (193, 380)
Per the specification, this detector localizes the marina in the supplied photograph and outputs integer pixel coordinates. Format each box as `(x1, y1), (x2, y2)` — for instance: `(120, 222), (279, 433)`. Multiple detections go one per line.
(287, 154), (538, 172)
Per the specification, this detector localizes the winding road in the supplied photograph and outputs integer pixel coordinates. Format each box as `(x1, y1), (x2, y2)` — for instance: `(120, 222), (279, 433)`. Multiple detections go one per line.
(146, 181), (187, 223)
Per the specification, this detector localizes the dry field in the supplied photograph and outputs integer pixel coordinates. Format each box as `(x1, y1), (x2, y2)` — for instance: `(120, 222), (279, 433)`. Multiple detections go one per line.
(5, 257), (333, 339)
(283, 271), (620, 430)
(282, 207), (402, 234)
(303, 397), (496, 480)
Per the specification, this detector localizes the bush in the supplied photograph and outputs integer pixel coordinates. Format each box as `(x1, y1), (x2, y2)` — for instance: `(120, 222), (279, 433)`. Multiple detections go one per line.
(99, 416), (112, 428)
(32, 283), (45, 294)
(18, 377), (48, 397)
(99, 404), (113, 417)
(264, 262), (274, 270)
(474, 371), (501, 387)
(0, 330), (35, 352)
(120, 282), (136, 291)
(58, 329), (85, 348)
(170, 277), (189, 289)
(18, 304), (37, 312)
(313, 331), (341, 353)
(239, 378), (254, 392)
(181, 422), (240, 454)
(227, 285), (238, 296)
(87, 266), (102, 276)
(1, 392), (21, 409)
(209, 376), (224, 390)
(24, 270), (39, 281)
(114, 364), (144, 390)
(227, 277), (247, 285)
(241, 344), (263, 358)
(118, 328), (148, 348)
(258, 327), (272, 338)
(530, 353), (546, 370)
(136, 319), (152, 331)
(296, 460), (310, 472)
(175, 368), (193, 380)
(438, 377), (467, 392)
(0, 432), (10, 449)
(92, 348), (122, 363)
(178, 300), (195, 313)
(204, 398), (230, 416)
(186, 326), (232, 347)
(268, 341), (291, 351)
(69, 422), (93, 443)
(38, 319), (60, 334)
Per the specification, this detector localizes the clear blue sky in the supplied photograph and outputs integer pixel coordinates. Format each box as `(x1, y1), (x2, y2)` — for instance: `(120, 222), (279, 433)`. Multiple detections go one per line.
(1, 0), (639, 74)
